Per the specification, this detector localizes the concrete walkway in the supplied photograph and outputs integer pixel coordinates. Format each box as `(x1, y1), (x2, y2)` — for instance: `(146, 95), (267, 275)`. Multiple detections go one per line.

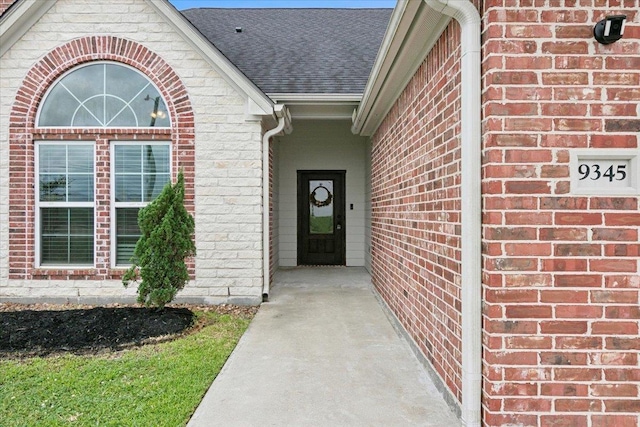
(188, 267), (460, 426)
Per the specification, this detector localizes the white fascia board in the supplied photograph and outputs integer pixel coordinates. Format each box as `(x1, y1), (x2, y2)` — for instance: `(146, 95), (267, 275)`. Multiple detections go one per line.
(270, 93), (362, 120)
(0, 0), (56, 57)
(269, 93), (362, 103)
(352, 0), (451, 136)
(146, 0), (274, 117)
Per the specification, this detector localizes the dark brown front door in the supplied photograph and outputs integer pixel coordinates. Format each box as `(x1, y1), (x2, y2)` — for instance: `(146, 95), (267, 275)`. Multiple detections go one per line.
(298, 170), (346, 265)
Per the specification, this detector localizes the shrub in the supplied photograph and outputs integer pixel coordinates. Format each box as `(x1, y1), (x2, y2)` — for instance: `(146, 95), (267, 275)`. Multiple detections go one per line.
(123, 170), (196, 308)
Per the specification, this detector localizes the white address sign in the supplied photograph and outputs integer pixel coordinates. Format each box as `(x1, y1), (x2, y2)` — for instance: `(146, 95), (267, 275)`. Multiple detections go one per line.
(570, 150), (638, 195)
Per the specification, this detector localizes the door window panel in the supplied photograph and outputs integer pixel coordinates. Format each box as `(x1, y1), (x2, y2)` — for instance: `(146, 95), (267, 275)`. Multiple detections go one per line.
(309, 180), (334, 234)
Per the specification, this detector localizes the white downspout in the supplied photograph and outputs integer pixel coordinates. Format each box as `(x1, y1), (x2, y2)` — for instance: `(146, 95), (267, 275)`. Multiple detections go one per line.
(423, 1), (481, 426)
(262, 106), (288, 301)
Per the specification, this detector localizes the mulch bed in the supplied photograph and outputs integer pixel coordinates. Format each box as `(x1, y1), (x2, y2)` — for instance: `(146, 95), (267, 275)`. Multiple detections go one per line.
(0, 303), (258, 359)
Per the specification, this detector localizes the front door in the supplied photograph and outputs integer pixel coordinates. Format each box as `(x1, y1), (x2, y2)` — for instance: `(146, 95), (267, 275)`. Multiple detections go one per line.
(298, 170), (346, 265)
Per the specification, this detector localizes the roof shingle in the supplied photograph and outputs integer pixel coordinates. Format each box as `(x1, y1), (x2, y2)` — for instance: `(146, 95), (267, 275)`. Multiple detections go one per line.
(181, 8), (392, 95)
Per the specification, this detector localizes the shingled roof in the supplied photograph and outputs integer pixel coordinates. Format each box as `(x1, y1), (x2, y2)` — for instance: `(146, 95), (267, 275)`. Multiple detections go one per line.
(181, 8), (392, 95)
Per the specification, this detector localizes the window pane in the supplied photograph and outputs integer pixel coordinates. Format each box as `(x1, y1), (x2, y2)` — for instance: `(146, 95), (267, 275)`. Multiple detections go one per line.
(143, 145), (170, 173)
(40, 174), (67, 202)
(115, 145), (142, 173)
(130, 92), (170, 128)
(68, 145), (93, 173)
(115, 175), (142, 202)
(68, 175), (94, 202)
(71, 107), (102, 127)
(62, 64), (103, 101)
(69, 208), (94, 234)
(39, 144), (93, 202)
(106, 103), (138, 127)
(40, 208), (93, 265)
(41, 208), (69, 234)
(69, 236), (94, 264)
(116, 208), (140, 265)
(39, 145), (66, 173)
(41, 236), (68, 265)
(115, 144), (170, 202)
(39, 85), (79, 127)
(144, 173), (170, 201)
(107, 64), (148, 101)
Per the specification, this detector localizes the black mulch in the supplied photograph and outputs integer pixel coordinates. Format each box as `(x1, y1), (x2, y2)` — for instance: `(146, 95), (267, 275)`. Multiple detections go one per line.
(0, 305), (196, 358)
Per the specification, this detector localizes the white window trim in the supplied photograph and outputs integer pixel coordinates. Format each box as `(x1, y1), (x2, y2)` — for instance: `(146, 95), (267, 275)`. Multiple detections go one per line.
(110, 141), (172, 269)
(35, 141), (96, 268)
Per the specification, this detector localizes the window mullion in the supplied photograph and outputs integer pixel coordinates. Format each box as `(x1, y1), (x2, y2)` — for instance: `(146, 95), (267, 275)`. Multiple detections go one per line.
(103, 63), (107, 127)
(67, 211), (71, 264)
(65, 145), (69, 202)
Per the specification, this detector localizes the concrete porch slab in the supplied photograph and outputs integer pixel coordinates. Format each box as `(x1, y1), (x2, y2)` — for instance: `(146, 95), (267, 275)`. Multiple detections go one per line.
(188, 267), (461, 426)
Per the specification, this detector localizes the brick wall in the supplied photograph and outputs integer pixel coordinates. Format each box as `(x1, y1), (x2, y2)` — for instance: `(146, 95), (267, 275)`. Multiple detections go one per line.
(370, 1), (638, 425)
(482, 1), (639, 426)
(370, 21), (464, 405)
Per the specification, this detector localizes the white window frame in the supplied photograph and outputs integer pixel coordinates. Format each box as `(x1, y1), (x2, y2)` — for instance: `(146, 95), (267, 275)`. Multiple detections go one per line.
(35, 141), (96, 268)
(110, 141), (172, 268)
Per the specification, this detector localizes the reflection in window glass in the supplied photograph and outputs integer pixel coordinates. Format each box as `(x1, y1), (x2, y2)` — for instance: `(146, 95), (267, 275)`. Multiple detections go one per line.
(38, 63), (170, 128)
(309, 180), (334, 234)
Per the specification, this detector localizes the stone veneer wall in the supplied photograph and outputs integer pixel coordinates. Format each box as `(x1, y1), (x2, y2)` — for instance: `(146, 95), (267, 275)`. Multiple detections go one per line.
(0, 0), (264, 304)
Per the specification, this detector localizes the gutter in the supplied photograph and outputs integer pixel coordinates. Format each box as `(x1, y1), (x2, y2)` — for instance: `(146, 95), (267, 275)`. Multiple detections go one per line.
(423, 1), (482, 426)
(262, 105), (291, 301)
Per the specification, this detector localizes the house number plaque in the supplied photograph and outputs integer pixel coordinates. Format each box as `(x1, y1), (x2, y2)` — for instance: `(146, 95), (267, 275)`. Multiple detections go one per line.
(570, 150), (639, 195)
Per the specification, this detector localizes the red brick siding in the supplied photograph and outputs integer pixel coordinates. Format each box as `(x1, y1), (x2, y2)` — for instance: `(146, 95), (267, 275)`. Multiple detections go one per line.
(482, 1), (639, 426)
(8, 36), (195, 281)
(370, 22), (464, 403)
(0, 0), (17, 16)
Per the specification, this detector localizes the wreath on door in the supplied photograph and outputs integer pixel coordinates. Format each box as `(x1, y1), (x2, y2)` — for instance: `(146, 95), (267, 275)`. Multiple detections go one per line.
(310, 184), (333, 207)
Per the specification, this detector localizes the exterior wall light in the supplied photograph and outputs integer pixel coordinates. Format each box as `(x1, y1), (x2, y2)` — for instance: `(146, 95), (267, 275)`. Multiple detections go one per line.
(594, 15), (626, 44)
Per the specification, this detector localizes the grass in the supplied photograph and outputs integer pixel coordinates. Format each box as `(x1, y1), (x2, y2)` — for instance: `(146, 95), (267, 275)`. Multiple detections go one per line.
(0, 311), (252, 427)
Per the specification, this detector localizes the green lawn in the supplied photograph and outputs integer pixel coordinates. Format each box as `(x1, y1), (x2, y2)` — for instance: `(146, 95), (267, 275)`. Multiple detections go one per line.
(0, 311), (252, 427)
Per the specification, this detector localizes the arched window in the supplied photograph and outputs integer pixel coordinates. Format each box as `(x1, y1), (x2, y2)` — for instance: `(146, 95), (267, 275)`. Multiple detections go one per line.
(34, 62), (172, 268)
(38, 62), (170, 128)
